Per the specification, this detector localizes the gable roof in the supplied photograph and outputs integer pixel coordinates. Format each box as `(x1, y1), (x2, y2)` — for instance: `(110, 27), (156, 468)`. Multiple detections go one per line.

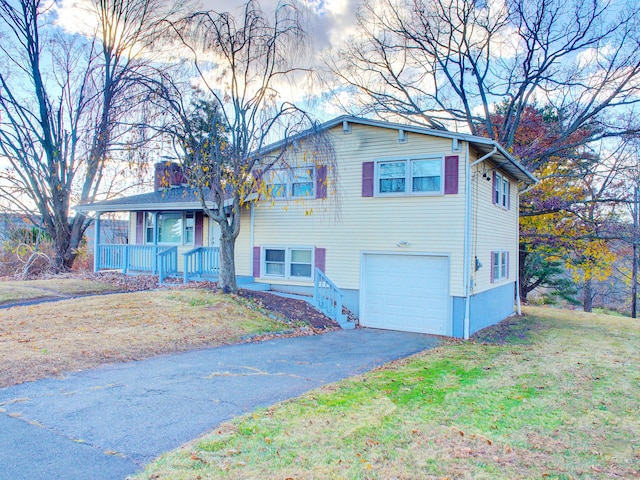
(77, 116), (536, 213)
(259, 115), (537, 185)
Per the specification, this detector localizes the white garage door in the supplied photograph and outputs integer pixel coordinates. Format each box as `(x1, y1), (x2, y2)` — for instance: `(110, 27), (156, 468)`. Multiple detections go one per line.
(361, 254), (450, 335)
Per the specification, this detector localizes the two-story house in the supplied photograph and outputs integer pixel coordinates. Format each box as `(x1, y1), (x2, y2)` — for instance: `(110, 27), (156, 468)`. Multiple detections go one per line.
(78, 116), (536, 339)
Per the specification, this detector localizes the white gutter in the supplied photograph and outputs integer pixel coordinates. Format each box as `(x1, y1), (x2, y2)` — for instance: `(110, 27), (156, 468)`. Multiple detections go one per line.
(463, 145), (498, 340)
(74, 201), (218, 214)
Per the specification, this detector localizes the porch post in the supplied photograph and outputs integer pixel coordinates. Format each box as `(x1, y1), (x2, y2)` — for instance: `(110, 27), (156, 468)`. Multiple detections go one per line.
(93, 213), (101, 272)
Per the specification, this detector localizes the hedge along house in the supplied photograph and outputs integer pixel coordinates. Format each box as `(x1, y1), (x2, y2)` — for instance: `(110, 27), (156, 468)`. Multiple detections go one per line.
(77, 116), (536, 339)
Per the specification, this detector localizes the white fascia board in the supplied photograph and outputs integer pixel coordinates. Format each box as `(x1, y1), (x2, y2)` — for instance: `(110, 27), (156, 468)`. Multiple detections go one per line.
(75, 201), (218, 214)
(256, 115), (537, 185)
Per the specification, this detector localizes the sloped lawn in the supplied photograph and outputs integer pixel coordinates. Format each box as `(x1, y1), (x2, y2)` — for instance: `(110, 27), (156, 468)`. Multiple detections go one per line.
(0, 277), (120, 304)
(0, 289), (311, 387)
(135, 306), (640, 479)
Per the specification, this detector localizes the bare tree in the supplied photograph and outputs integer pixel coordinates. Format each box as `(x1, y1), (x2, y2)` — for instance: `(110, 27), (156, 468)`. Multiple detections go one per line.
(152, 0), (336, 293)
(0, 0), (177, 270)
(329, 0), (640, 163)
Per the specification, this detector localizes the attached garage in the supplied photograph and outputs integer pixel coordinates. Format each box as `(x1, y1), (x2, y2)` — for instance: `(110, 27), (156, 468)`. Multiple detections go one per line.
(360, 253), (451, 335)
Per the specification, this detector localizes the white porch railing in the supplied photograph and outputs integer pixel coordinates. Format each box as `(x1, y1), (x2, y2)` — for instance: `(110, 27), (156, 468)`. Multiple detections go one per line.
(95, 244), (177, 278)
(313, 268), (348, 325)
(183, 247), (220, 283)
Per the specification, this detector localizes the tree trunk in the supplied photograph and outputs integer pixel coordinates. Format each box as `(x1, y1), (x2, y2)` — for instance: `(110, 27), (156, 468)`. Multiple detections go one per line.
(519, 247), (528, 301)
(218, 227), (237, 294)
(583, 279), (593, 312)
(52, 225), (71, 272)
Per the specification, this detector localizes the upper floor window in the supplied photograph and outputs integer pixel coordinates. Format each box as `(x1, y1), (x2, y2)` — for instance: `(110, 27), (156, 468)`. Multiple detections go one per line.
(377, 158), (443, 195)
(493, 173), (510, 209)
(266, 167), (315, 199)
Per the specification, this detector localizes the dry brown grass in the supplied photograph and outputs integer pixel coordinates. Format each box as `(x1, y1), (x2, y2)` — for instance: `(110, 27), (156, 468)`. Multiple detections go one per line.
(0, 289), (298, 387)
(0, 278), (120, 304)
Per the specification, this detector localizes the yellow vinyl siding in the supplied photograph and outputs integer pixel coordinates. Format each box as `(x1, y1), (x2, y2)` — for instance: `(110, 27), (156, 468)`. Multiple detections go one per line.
(471, 154), (519, 294)
(202, 216), (210, 246)
(241, 123), (468, 296)
(235, 206), (252, 276)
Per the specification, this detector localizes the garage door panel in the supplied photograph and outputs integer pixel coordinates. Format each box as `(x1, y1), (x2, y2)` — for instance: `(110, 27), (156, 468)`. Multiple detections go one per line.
(362, 254), (450, 335)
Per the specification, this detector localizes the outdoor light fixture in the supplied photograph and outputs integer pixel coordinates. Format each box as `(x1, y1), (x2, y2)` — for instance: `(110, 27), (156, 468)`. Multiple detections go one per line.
(397, 240), (410, 247)
(475, 256), (483, 271)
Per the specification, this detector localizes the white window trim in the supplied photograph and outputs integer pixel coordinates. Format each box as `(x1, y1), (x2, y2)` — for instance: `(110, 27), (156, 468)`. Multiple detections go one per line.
(494, 173), (510, 210)
(144, 212), (155, 245)
(265, 166), (316, 200)
(374, 156), (444, 197)
(261, 246), (314, 280)
(146, 211), (196, 246)
(492, 250), (509, 282)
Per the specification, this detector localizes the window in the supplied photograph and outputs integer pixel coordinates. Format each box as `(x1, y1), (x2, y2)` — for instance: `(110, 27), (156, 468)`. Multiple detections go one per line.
(145, 213), (155, 244)
(492, 251), (509, 282)
(290, 249), (312, 277)
(265, 249), (286, 276)
(266, 167), (315, 199)
(184, 212), (195, 245)
(412, 159), (441, 192)
(263, 247), (313, 279)
(379, 162), (406, 193)
(291, 168), (314, 197)
(268, 170), (288, 198)
(494, 173), (510, 209)
(377, 158), (442, 195)
(145, 212), (196, 245)
(157, 213), (182, 244)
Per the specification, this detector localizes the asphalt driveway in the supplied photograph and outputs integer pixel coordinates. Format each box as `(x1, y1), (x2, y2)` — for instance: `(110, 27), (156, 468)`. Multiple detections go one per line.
(0, 328), (441, 480)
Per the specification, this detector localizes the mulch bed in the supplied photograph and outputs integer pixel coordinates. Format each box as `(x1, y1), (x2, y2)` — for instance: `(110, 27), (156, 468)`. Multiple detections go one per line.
(238, 289), (340, 330)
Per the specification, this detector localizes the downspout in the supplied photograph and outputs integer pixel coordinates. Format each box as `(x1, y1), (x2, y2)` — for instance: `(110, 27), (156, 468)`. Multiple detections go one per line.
(463, 145), (498, 340)
(515, 187), (522, 316)
(249, 202), (255, 276)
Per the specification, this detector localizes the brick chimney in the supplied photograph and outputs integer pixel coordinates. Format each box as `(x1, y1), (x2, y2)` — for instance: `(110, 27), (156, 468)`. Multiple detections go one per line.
(154, 162), (185, 190)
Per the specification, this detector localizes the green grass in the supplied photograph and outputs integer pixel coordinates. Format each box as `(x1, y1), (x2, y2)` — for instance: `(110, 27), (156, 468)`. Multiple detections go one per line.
(0, 278), (117, 304)
(135, 306), (640, 479)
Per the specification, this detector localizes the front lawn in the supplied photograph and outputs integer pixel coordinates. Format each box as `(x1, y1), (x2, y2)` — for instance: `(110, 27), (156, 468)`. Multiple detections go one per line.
(0, 277), (119, 304)
(0, 288), (308, 388)
(135, 306), (640, 479)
